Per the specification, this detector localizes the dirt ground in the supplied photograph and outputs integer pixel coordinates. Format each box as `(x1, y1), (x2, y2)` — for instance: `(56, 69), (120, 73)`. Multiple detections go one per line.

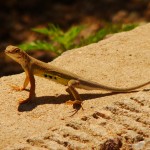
(0, 24), (150, 149)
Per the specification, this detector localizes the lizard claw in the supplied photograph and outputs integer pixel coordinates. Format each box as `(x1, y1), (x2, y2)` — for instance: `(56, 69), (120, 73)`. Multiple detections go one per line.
(65, 100), (82, 105)
(68, 102), (84, 117)
(66, 100), (84, 114)
(11, 85), (24, 91)
(18, 98), (31, 104)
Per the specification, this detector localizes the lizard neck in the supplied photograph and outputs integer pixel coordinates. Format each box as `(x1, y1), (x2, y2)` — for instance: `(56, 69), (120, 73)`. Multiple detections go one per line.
(19, 53), (31, 69)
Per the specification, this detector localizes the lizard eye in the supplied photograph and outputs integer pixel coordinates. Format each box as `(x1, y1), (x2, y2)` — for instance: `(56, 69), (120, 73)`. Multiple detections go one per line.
(14, 48), (20, 53)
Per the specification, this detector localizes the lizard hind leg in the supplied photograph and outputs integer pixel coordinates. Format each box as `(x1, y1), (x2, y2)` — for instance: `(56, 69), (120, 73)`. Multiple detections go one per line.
(65, 80), (83, 107)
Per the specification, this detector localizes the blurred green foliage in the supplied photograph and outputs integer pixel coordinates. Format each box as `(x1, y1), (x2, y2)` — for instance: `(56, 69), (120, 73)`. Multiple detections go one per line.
(19, 23), (138, 56)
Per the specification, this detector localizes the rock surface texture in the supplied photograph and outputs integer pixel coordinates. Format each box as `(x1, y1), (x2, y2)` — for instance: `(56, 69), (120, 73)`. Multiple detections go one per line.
(1, 24), (150, 150)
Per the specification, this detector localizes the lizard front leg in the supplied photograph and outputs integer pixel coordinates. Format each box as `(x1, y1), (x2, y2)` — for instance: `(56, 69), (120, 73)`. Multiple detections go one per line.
(65, 80), (83, 106)
(19, 69), (36, 104)
(11, 73), (29, 91)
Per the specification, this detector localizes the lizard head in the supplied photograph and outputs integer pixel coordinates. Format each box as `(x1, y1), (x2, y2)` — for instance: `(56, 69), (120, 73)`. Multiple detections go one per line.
(5, 45), (29, 65)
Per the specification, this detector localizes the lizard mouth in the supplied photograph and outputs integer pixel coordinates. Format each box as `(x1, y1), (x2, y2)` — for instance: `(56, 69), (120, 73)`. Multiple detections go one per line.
(5, 50), (12, 54)
(5, 52), (11, 56)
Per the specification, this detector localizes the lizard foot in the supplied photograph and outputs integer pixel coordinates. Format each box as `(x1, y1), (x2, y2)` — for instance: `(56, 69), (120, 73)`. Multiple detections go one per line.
(18, 98), (31, 104)
(65, 100), (82, 106)
(67, 101), (84, 117)
(66, 100), (84, 113)
(11, 85), (25, 91)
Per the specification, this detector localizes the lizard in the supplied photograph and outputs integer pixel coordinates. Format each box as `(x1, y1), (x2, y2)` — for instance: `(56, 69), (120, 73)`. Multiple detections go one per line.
(5, 45), (150, 106)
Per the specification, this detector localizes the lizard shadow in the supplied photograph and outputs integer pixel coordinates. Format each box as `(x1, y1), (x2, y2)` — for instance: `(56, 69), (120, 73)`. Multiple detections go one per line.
(17, 91), (137, 112)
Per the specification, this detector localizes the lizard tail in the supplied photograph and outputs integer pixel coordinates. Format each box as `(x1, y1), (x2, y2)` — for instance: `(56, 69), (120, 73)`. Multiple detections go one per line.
(78, 79), (150, 92)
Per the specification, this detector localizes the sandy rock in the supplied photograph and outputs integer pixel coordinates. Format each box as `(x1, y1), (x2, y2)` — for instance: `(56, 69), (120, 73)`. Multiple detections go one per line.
(1, 23), (150, 149)
(132, 140), (150, 150)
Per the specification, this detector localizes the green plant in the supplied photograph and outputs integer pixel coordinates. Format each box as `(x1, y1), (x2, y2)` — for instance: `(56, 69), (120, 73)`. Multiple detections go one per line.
(19, 24), (84, 55)
(19, 23), (138, 56)
(82, 23), (138, 45)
